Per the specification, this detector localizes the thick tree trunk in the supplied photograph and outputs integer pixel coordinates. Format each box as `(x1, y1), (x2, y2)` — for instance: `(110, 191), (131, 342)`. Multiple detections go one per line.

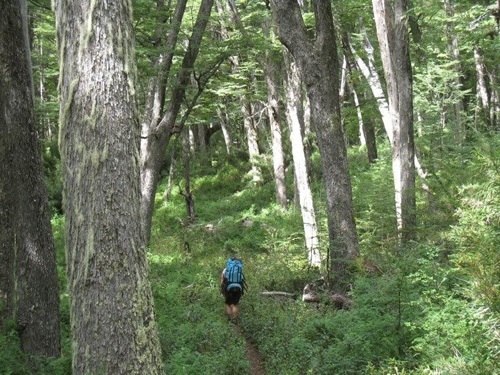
(270, 0), (359, 290)
(285, 53), (321, 267)
(55, 0), (163, 373)
(372, 0), (416, 242)
(0, 0), (60, 358)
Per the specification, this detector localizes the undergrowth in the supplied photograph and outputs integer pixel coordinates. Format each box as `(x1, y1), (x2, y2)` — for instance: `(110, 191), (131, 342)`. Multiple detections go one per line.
(1, 134), (498, 374)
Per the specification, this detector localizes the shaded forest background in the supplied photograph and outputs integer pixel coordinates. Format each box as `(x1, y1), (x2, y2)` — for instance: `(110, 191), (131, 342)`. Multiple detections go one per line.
(1, 0), (499, 374)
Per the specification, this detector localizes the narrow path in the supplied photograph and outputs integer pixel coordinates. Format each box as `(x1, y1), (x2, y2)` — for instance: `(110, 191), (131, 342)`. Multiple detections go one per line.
(234, 324), (265, 375)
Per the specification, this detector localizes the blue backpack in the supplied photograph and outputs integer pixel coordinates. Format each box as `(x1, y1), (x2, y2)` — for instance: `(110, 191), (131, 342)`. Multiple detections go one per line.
(224, 258), (246, 293)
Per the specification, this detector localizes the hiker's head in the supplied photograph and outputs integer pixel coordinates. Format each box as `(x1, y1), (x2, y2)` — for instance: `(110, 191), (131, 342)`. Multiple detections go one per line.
(225, 252), (240, 261)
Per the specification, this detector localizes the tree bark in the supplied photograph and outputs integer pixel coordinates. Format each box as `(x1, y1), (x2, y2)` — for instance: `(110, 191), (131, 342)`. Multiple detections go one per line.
(182, 126), (195, 223)
(443, 0), (465, 142)
(284, 53), (321, 267)
(217, 105), (233, 154)
(473, 46), (496, 128)
(264, 50), (288, 207)
(358, 90), (379, 163)
(270, 0), (359, 289)
(352, 86), (378, 161)
(372, 0), (416, 242)
(242, 100), (262, 183)
(55, 0), (163, 373)
(0, 0), (60, 358)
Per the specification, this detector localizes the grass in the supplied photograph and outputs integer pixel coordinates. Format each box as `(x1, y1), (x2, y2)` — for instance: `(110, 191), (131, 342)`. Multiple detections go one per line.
(1, 134), (498, 374)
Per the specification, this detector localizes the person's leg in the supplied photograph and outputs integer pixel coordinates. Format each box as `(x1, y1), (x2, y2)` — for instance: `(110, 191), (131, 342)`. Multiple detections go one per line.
(231, 304), (239, 319)
(225, 304), (232, 319)
(224, 287), (242, 320)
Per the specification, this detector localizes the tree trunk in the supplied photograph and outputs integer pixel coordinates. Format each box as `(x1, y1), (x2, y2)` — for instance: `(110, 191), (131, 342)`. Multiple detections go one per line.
(359, 91), (379, 163)
(372, 0), (416, 242)
(473, 46), (495, 128)
(139, 0), (187, 244)
(270, 0), (359, 290)
(182, 126), (196, 223)
(140, 0), (214, 245)
(443, 0), (465, 142)
(217, 105), (233, 154)
(55, 0), (163, 373)
(348, 30), (429, 193)
(264, 50), (288, 207)
(140, 0), (187, 144)
(340, 35), (378, 163)
(0, 0), (61, 358)
(242, 100), (262, 183)
(350, 30), (393, 140)
(285, 53), (321, 267)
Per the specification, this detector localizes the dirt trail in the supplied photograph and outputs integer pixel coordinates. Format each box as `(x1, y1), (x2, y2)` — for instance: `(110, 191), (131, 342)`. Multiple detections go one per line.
(234, 324), (265, 375)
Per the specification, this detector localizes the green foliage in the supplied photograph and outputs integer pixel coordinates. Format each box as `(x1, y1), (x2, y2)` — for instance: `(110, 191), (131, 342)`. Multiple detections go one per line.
(29, 1), (60, 137)
(410, 297), (499, 374)
(4, 132), (498, 374)
(350, 142), (399, 247)
(0, 321), (29, 375)
(4, 1), (496, 373)
(447, 136), (500, 312)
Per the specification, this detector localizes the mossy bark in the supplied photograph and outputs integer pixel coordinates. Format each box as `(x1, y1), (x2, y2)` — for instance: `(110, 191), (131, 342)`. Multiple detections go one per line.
(0, 0), (61, 357)
(55, 0), (163, 373)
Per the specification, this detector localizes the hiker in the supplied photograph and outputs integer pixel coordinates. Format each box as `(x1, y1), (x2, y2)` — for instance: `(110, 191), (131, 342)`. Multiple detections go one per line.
(221, 258), (245, 321)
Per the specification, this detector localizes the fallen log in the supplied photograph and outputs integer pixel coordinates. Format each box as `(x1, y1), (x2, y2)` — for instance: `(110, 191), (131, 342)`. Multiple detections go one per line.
(260, 291), (295, 298)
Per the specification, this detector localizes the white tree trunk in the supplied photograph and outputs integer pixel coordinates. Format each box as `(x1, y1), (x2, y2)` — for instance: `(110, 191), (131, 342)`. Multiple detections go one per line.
(372, 0), (416, 241)
(443, 0), (465, 142)
(474, 47), (492, 126)
(217, 106), (233, 154)
(242, 100), (262, 183)
(285, 54), (321, 267)
(265, 52), (287, 207)
(351, 31), (393, 141)
(353, 88), (366, 145)
(351, 31), (429, 190)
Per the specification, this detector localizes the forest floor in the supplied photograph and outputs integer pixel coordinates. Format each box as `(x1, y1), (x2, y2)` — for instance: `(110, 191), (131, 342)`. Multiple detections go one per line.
(234, 324), (265, 375)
